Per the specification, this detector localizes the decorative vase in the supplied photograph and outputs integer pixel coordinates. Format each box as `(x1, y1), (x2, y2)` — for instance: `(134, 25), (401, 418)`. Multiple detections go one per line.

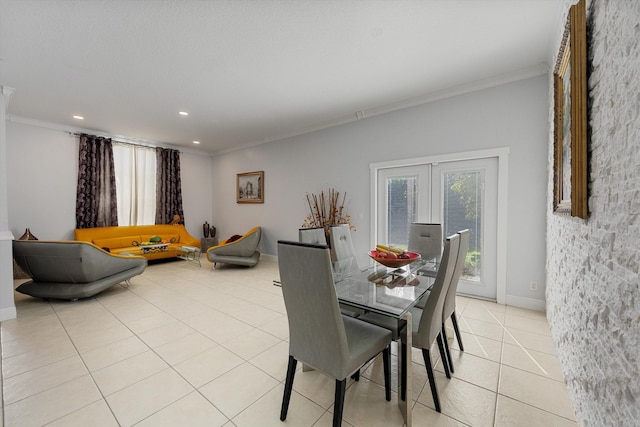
(19, 228), (38, 240)
(203, 222), (210, 238)
(210, 225), (216, 238)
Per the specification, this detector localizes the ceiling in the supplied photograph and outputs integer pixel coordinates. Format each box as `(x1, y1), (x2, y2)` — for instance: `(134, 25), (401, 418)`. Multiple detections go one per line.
(0, 0), (566, 155)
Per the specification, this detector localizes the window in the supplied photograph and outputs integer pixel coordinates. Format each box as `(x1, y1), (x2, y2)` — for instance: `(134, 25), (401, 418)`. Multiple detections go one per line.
(112, 144), (156, 226)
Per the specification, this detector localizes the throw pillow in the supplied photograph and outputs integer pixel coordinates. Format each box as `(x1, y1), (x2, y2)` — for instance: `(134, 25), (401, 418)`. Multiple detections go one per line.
(226, 234), (242, 243)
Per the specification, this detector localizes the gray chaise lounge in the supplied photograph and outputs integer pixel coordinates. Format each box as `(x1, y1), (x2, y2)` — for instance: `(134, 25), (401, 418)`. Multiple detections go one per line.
(13, 240), (147, 300)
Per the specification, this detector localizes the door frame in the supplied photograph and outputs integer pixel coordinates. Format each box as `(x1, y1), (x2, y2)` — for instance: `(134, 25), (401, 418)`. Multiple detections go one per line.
(370, 147), (509, 305)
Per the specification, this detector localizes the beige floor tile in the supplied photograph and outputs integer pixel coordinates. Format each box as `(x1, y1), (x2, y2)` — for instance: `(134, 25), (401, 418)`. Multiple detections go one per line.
(106, 368), (194, 426)
(199, 362), (280, 418)
(505, 305), (548, 320)
(67, 323), (134, 353)
(198, 316), (255, 344)
(501, 342), (565, 381)
(248, 340), (292, 381)
(92, 350), (168, 396)
(1, 327), (71, 359)
(154, 332), (217, 365)
(46, 400), (119, 427)
(503, 327), (557, 355)
(447, 327), (502, 363)
(499, 365), (576, 421)
(222, 327), (280, 360)
(256, 314), (289, 340)
(232, 385), (325, 427)
(135, 391), (229, 427)
(410, 401), (469, 426)
(460, 303), (505, 324)
(137, 320), (198, 348)
(458, 316), (505, 342)
(417, 373), (497, 427)
(312, 411), (356, 427)
(341, 378), (405, 427)
(291, 368), (341, 409)
(0, 313), (65, 343)
(3, 355), (88, 404)
(81, 335), (149, 372)
(2, 338), (78, 378)
(123, 311), (177, 335)
(495, 394), (578, 427)
(4, 374), (102, 427)
(174, 345), (244, 388)
(504, 314), (551, 336)
(436, 349), (500, 392)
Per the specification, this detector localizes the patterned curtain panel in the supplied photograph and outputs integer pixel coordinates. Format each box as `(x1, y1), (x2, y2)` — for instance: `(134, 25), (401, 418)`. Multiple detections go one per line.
(155, 148), (184, 224)
(75, 134), (118, 228)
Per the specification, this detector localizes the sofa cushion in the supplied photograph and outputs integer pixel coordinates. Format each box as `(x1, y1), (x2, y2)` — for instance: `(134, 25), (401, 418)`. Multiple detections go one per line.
(94, 236), (141, 249)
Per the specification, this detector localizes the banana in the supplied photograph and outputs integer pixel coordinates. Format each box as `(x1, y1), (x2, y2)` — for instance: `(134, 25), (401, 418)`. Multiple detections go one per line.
(376, 244), (404, 255)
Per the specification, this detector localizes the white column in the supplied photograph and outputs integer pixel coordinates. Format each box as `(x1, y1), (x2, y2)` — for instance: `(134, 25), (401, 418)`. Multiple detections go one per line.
(0, 85), (17, 321)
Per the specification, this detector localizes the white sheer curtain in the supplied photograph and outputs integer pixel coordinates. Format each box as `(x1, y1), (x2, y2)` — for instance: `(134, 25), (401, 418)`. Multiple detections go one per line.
(113, 144), (156, 226)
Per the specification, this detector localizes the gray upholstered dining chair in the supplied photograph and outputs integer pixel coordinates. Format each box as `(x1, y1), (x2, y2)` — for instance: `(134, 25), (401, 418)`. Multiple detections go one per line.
(441, 229), (470, 372)
(298, 227), (327, 245)
(401, 234), (459, 413)
(277, 241), (392, 427)
(329, 224), (359, 275)
(408, 223), (443, 263)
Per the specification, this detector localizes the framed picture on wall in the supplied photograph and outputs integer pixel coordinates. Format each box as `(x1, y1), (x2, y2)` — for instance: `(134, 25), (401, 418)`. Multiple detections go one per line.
(553, 0), (588, 219)
(237, 171), (264, 203)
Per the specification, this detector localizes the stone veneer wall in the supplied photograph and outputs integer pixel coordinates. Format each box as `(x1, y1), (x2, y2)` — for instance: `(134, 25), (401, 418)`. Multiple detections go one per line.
(546, 0), (640, 425)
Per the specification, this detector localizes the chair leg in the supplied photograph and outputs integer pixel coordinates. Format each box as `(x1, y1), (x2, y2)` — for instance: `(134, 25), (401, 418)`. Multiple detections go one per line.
(351, 369), (360, 381)
(383, 345), (391, 401)
(422, 348), (441, 413)
(441, 324), (454, 374)
(280, 356), (297, 421)
(436, 333), (451, 379)
(333, 379), (347, 427)
(451, 312), (464, 351)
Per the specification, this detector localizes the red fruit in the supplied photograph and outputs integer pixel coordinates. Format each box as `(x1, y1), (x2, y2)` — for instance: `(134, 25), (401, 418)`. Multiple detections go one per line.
(386, 252), (398, 259)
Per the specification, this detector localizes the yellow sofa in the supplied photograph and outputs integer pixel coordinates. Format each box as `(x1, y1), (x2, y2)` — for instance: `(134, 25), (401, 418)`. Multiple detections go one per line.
(74, 224), (200, 261)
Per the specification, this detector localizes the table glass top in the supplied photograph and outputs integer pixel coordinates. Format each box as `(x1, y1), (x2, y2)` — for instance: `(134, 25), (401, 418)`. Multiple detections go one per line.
(334, 258), (436, 318)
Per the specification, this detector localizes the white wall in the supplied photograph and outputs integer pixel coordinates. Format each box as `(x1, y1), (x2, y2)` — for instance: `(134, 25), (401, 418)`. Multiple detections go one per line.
(546, 0), (640, 424)
(6, 121), (214, 241)
(212, 75), (549, 304)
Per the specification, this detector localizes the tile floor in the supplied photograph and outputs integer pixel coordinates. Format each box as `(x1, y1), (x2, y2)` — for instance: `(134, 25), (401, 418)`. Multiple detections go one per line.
(1, 257), (578, 426)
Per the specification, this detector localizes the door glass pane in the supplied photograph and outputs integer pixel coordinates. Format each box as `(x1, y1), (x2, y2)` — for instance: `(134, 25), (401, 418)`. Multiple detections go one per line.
(387, 176), (417, 249)
(443, 171), (483, 281)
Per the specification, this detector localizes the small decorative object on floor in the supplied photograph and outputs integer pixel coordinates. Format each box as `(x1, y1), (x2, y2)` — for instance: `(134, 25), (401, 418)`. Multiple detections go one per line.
(203, 221), (210, 237)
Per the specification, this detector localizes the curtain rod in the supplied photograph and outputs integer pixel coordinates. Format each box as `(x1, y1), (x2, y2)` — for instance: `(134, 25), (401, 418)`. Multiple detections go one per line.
(68, 132), (182, 153)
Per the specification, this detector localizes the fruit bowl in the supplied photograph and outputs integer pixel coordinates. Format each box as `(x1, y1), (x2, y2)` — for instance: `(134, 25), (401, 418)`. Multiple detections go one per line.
(368, 250), (421, 268)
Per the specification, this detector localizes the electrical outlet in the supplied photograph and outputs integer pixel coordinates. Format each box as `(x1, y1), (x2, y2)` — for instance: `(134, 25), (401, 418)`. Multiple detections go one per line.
(530, 281), (538, 291)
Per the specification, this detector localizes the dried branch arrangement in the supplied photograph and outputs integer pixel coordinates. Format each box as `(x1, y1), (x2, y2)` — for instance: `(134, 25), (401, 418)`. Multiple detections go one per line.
(302, 188), (355, 232)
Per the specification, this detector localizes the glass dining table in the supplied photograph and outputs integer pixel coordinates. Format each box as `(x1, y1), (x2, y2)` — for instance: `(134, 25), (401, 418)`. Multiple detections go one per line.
(275, 257), (437, 426)
(332, 257), (436, 427)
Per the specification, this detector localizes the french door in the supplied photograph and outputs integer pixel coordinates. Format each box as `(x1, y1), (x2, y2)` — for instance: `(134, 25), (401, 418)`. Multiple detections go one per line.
(375, 157), (499, 300)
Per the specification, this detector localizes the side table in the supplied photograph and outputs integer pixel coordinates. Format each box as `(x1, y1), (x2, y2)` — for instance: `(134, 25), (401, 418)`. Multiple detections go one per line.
(201, 237), (219, 252)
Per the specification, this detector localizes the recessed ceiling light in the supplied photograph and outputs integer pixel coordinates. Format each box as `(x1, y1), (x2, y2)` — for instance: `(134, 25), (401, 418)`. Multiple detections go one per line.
(73, 115), (84, 120)
(178, 111), (188, 116)
(193, 141), (200, 144)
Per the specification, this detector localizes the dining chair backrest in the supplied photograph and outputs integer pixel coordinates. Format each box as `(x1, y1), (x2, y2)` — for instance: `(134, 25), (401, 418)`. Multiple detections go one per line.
(415, 234), (459, 349)
(298, 227), (327, 245)
(442, 229), (470, 322)
(329, 224), (359, 274)
(408, 223), (443, 262)
(277, 240), (350, 379)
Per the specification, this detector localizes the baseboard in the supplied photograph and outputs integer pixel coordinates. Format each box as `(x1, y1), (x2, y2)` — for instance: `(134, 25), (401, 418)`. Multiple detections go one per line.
(505, 295), (546, 312)
(0, 306), (17, 321)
